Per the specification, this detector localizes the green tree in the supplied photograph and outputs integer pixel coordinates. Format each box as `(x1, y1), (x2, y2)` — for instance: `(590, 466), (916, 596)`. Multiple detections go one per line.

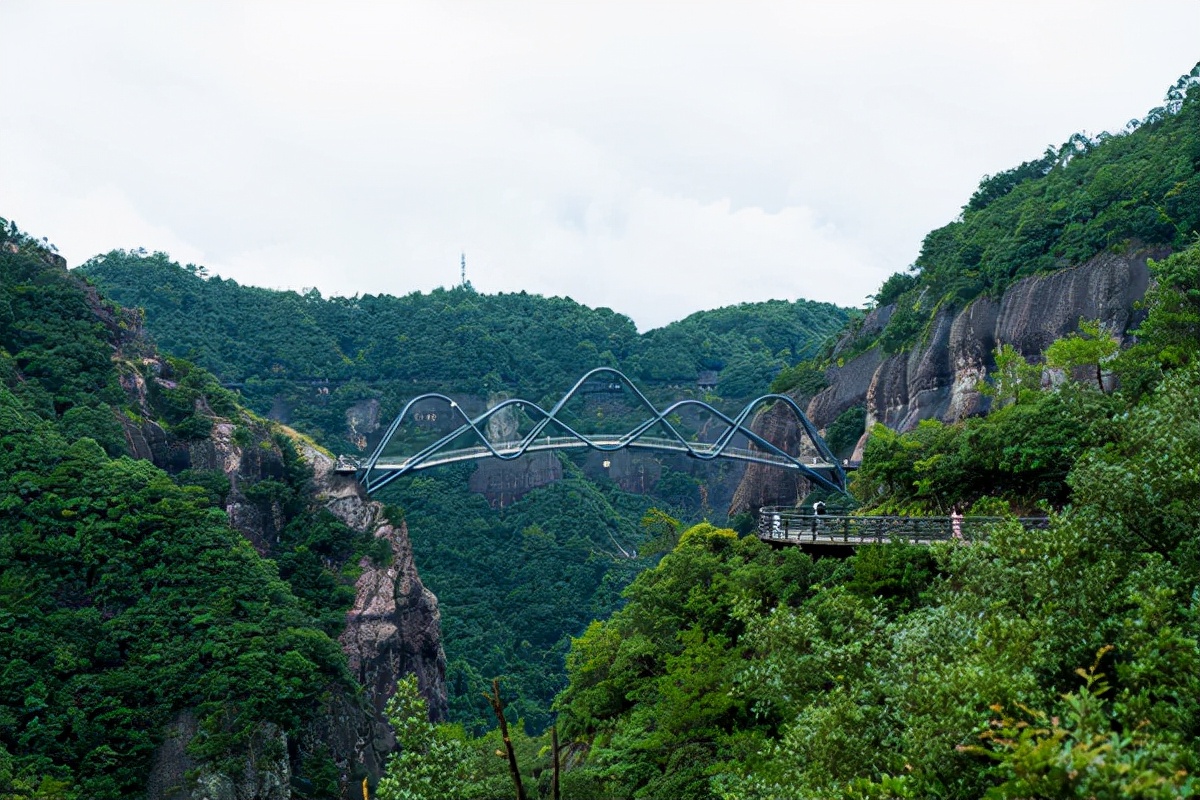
(1139, 239), (1200, 368)
(966, 649), (1196, 800)
(376, 676), (477, 800)
(978, 343), (1041, 408)
(1045, 319), (1120, 392)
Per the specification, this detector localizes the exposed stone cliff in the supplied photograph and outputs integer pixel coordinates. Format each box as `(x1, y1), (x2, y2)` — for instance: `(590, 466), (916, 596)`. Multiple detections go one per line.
(731, 248), (1162, 512)
(113, 348), (446, 797)
(728, 401), (813, 514)
(302, 442), (449, 726)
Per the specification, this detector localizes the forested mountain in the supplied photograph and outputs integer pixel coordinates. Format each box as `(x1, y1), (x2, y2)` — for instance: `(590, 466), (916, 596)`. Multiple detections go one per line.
(6, 58), (1200, 800)
(542, 237), (1200, 799)
(82, 253), (848, 444)
(353, 64), (1200, 799)
(747, 61), (1200, 512)
(77, 249), (851, 737)
(864, 62), (1200, 357)
(0, 221), (398, 798)
(521, 65), (1200, 799)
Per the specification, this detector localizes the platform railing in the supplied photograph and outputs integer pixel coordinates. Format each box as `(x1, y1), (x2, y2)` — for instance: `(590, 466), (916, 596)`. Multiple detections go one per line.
(756, 507), (1051, 546)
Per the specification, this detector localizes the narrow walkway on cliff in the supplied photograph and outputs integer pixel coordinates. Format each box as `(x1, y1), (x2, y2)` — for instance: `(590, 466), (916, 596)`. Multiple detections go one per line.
(756, 507), (1050, 551)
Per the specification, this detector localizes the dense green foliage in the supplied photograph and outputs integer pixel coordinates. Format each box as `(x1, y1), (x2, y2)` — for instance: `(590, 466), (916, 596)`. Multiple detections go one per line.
(76, 244), (847, 737)
(81, 251), (848, 451)
(1116, 239), (1200, 389)
(0, 222), (374, 799)
(932, 65), (1200, 284)
(380, 467), (657, 735)
(823, 403), (866, 460)
(0, 220), (400, 800)
(544, 372), (1200, 797)
(0, 409), (350, 798)
(0, 222), (128, 433)
(865, 63), (1200, 354)
(852, 386), (1121, 515)
(377, 675), (556, 800)
(536, 233), (1200, 798)
(11, 61), (1200, 800)
(634, 300), (844, 395)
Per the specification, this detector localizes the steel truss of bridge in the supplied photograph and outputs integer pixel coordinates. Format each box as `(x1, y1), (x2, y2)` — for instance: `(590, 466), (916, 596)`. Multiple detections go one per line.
(355, 367), (849, 495)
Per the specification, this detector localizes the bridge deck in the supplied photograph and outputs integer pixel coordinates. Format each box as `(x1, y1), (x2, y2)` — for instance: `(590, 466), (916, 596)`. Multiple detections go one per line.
(757, 508), (1050, 548)
(369, 436), (841, 472)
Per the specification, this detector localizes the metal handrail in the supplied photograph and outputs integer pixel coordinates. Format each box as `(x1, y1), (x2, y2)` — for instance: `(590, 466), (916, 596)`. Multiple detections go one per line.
(756, 507), (1051, 546)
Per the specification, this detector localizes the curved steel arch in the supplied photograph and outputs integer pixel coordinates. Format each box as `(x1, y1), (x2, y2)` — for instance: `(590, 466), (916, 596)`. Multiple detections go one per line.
(360, 367), (848, 495)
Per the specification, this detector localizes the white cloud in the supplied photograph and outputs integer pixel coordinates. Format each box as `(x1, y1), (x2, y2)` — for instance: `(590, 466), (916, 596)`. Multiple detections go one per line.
(2, 1), (1198, 329)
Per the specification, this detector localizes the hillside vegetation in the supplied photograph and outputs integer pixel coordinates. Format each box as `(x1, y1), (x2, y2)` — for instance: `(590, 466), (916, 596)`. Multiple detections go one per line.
(365, 67), (1200, 799)
(543, 239), (1200, 799)
(833, 62), (1200, 359)
(77, 251), (849, 735)
(5, 61), (1199, 800)
(0, 221), (380, 798)
(82, 254), (849, 450)
(372, 164), (1200, 800)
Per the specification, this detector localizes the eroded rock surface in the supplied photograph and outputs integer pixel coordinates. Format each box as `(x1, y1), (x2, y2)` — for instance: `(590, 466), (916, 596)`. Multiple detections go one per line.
(146, 712), (290, 800)
(731, 249), (1161, 512)
(303, 444), (449, 724)
(124, 390), (446, 797)
(728, 400), (813, 515)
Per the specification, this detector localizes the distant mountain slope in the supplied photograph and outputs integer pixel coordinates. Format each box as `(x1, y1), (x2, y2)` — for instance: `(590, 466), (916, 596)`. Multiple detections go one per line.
(870, 61), (1200, 356)
(0, 219), (425, 798)
(81, 253), (849, 398)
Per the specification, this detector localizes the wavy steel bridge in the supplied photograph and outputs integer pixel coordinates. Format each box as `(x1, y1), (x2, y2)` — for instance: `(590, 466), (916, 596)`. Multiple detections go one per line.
(358, 367), (848, 495)
(757, 507), (1051, 550)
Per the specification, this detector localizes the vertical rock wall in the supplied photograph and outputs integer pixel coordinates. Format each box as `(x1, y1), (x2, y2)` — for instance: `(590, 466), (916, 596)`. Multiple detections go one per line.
(124, 385), (447, 797)
(730, 248), (1162, 512)
(302, 445), (449, 723)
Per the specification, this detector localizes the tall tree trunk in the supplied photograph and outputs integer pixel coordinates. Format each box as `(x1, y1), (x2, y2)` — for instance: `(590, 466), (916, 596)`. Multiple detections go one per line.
(551, 725), (561, 800)
(486, 679), (527, 800)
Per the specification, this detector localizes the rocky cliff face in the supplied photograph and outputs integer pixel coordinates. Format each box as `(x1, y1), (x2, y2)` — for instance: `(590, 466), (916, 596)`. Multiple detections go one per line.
(731, 249), (1161, 511)
(468, 451), (564, 507)
(115, 352), (446, 798)
(728, 400), (813, 514)
(145, 712), (290, 800)
(302, 442), (449, 726)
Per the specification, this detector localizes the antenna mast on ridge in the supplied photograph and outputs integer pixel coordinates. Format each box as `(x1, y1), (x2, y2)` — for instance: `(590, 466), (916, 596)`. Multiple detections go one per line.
(460, 252), (466, 287)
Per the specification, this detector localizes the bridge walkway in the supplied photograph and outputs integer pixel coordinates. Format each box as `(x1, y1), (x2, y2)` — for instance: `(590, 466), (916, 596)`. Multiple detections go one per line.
(757, 507), (1050, 549)
(368, 436), (843, 472)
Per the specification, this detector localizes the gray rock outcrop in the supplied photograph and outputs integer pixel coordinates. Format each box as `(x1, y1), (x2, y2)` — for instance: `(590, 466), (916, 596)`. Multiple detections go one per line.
(119, 372), (447, 797)
(146, 713), (290, 800)
(730, 248), (1162, 511)
(300, 443), (449, 725)
(728, 401), (814, 514)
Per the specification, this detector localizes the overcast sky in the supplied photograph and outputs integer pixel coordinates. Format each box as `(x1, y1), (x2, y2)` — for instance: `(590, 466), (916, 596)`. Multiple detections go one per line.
(2, 2), (1198, 329)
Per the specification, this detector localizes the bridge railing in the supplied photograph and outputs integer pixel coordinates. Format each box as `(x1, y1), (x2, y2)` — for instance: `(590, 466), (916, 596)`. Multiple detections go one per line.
(369, 437), (843, 471)
(756, 507), (1051, 546)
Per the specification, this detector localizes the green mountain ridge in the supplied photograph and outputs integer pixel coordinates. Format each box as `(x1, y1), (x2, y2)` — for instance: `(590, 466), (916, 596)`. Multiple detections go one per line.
(0, 225), (386, 798)
(4, 59), (1200, 800)
(864, 61), (1200, 356)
